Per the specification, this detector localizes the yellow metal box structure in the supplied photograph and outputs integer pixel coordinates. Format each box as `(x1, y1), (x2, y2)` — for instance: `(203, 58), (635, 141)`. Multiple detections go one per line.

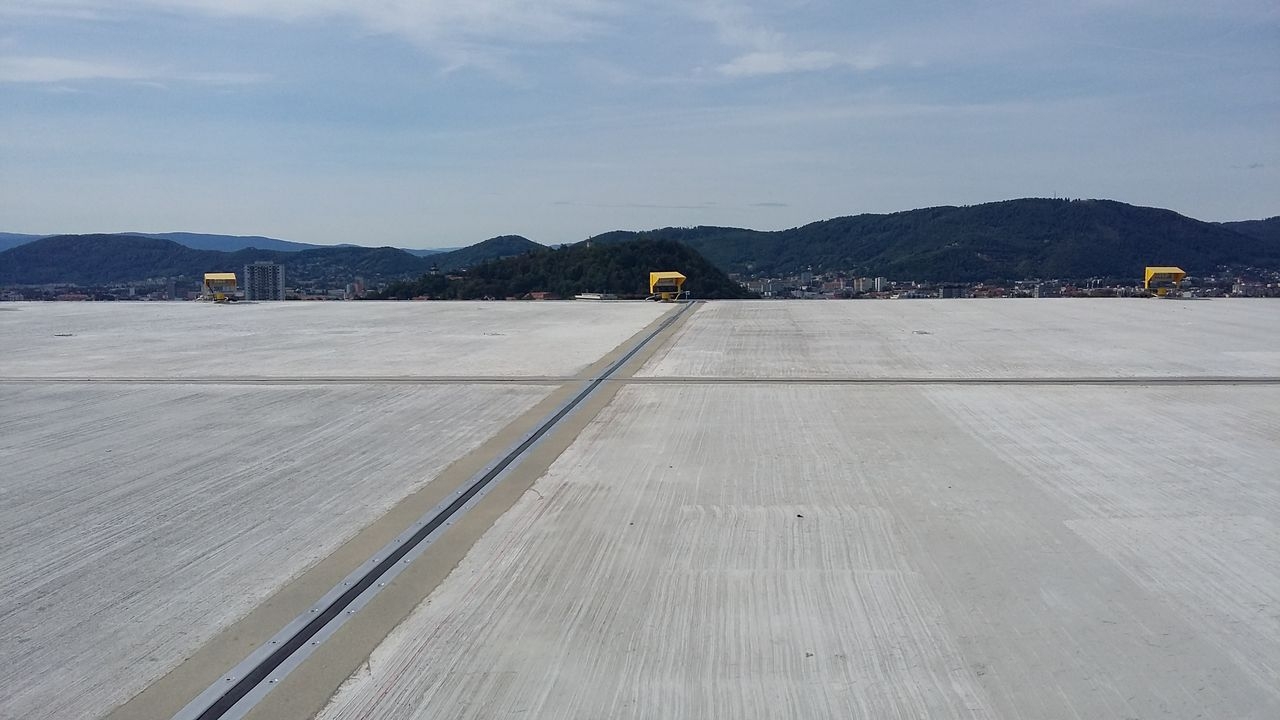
(203, 272), (238, 302)
(1144, 266), (1186, 296)
(648, 271), (686, 302)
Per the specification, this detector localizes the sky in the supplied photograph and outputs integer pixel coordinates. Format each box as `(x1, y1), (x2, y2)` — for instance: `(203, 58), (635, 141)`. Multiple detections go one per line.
(1, 1), (1277, 248)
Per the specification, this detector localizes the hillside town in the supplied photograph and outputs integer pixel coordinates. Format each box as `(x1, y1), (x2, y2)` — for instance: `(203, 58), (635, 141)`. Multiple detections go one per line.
(733, 266), (1280, 299)
(5, 264), (1278, 302)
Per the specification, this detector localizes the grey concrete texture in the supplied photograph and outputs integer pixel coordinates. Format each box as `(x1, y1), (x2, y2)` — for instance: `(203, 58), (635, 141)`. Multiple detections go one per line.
(0, 383), (549, 720)
(5, 299), (1278, 720)
(0, 301), (670, 378)
(317, 382), (1280, 720)
(638, 299), (1280, 378)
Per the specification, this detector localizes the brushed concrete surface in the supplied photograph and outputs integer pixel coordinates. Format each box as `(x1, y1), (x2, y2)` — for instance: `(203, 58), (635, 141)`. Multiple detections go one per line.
(0, 301), (670, 378)
(638, 299), (1280, 378)
(234, 301), (697, 720)
(318, 383), (1280, 720)
(0, 383), (547, 720)
(6, 299), (1277, 720)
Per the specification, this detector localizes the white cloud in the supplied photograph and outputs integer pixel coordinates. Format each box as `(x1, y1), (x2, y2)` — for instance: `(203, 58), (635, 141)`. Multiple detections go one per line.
(0, 1), (108, 20)
(5, 1), (886, 79)
(0, 56), (143, 83)
(0, 0), (625, 76)
(718, 50), (883, 77)
(177, 0), (616, 42)
(685, 0), (785, 52)
(1, 1), (620, 55)
(679, 1), (887, 78)
(0, 55), (267, 84)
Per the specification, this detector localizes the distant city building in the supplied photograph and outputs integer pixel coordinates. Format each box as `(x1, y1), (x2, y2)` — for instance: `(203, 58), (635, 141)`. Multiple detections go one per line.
(1033, 282), (1061, 298)
(853, 277), (873, 293)
(874, 277), (888, 292)
(243, 261), (285, 301)
(342, 277), (369, 300)
(763, 279), (787, 297)
(1232, 278), (1271, 297)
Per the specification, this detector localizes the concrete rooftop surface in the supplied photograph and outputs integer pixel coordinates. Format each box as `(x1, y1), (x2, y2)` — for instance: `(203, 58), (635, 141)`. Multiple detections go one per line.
(1, 299), (1277, 720)
(0, 301), (671, 378)
(637, 299), (1280, 378)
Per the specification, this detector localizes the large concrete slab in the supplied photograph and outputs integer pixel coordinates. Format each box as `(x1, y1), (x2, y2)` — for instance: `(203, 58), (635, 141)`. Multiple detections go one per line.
(7, 299), (1276, 720)
(638, 299), (1280, 378)
(0, 382), (548, 720)
(317, 383), (1280, 719)
(0, 301), (671, 378)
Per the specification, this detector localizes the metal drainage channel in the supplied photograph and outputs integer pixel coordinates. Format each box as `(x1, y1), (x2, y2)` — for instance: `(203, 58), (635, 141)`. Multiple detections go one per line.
(175, 301), (695, 720)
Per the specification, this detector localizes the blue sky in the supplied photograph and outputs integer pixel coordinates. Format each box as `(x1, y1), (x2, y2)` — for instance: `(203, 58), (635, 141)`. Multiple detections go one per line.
(1, 0), (1276, 248)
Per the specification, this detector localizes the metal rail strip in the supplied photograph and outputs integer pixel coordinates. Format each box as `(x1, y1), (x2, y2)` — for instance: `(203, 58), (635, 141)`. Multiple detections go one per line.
(174, 301), (696, 720)
(614, 375), (1280, 386)
(0, 376), (571, 385)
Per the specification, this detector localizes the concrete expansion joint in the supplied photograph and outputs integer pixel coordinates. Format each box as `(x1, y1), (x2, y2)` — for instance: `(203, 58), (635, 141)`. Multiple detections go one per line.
(616, 375), (1280, 386)
(11, 301), (1279, 720)
(161, 302), (695, 720)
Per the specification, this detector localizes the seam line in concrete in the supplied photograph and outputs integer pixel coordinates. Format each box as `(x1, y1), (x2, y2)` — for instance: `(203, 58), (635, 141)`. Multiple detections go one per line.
(102, 304), (690, 720)
(6, 375), (1275, 387)
(236, 300), (699, 720)
(0, 376), (569, 385)
(613, 376), (1280, 386)
(170, 301), (696, 720)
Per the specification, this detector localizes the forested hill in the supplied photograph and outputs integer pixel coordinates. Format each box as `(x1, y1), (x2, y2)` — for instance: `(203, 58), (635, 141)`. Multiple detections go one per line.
(0, 234), (229, 285)
(0, 231), (453, 255)
(430, 235), (543, 272)
(0, 233), (43, 252)
(5, 200), (1277, 287)
(591, 199), (1280, 281)
(0, 234), (431, 285)
(0, 234), (544, 285)
(1220, 217), (1280, 244)
(376, 238), (753, 299)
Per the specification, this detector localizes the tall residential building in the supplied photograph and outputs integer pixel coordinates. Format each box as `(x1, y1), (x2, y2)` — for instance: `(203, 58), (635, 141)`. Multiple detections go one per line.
(243, 261), (285, 300)
(874, 276), (888, 292)
(1033, 282), (1061, 298)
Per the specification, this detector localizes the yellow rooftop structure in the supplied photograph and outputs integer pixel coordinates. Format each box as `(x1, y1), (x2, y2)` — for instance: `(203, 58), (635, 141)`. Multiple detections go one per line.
(1144, 266), (1186, 296)
(203, 272), (238, 302)
(648, 271), (685, 294)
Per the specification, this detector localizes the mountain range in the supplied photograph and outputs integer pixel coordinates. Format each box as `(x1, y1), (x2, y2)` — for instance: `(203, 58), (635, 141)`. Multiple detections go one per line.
(590, 200), (1280, 281)
(0, 231), (457, 256)
(0, 234), (543, 286)
(2, 199), (1277, 287)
